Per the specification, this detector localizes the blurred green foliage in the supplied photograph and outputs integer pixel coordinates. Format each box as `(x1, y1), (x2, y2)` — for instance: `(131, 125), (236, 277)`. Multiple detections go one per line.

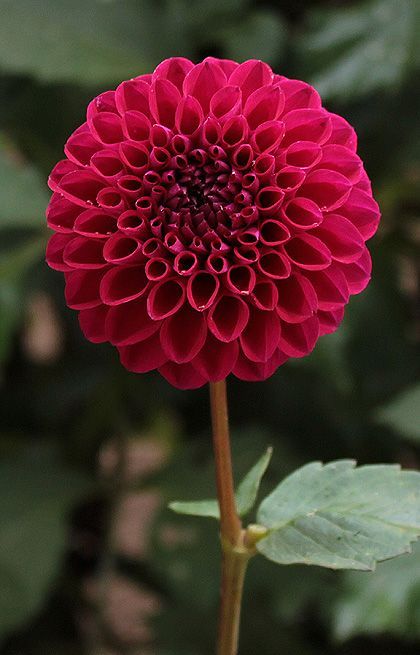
(0, 1), (419, 654)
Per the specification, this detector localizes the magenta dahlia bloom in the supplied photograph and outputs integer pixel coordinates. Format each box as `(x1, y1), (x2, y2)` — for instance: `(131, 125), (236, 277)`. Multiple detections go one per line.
(46, 57), (380, 389)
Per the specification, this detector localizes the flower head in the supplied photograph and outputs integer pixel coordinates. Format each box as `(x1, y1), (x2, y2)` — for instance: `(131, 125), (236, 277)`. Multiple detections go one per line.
(46, 57), (380, 389)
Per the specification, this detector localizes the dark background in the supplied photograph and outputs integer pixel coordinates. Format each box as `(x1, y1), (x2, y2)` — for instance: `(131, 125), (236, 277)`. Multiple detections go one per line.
(0, 1), (419, 654)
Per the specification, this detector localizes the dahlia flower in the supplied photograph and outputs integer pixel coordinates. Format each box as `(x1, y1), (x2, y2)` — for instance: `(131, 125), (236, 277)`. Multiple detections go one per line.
(46, 57), (380, 389)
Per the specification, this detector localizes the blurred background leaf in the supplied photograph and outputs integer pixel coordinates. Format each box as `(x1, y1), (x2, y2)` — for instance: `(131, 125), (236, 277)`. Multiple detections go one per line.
(296, 0), (420, 101)
(0, 0), (419, 654)
(0, 447), (91, 640)
(376, 384), (420, 442)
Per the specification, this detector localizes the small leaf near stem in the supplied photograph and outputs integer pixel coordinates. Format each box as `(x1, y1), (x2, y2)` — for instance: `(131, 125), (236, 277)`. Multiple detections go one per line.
(169, 447), (273, 519)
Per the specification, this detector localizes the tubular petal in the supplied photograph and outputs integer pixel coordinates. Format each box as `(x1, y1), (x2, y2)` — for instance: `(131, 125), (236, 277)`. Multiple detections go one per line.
(193, 333), (239, 382)
(78, 305), (109, 343)
(119, 332), (168, 373)
(100, 266), (149, 306)
(279, 315), (319, 357)
(240, 309), (281, 362)
(208, 295), (249, 342)
(160, 304), (207, 363)
(106, 296), (161, 346)
(158, 361), (207, 389)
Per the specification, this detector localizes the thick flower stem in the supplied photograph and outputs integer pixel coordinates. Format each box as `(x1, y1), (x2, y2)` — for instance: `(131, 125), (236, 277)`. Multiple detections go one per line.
(217, 541), (251, 655)
(209, 380), (247, 655)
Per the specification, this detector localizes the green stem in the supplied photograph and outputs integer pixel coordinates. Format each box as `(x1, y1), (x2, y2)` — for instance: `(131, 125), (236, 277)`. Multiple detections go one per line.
(209, 380), (249, 655)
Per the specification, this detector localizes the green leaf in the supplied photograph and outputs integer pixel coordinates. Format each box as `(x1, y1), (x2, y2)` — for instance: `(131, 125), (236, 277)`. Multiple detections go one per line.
(169, 447), (272, 519)
(376, 384), (420, 442)
(256, 460), (420, 570)
(0, 0), (189, 84)
(236, 447), (273, 516)
(169, 498), (220, 519)
(298, 0), (420, 100)
(0, 144), (48, 227)
(0, 449), (91, 639)
(332, 540), (420, 640)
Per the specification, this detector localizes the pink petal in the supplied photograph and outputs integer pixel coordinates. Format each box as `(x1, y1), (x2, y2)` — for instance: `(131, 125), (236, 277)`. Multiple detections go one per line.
(175, 95), (204, 136)
(103, 233), (145, 265)
(275, 166), (306, 194)
(160, 304), (207, 363)
(308, 265), (350, 310)
(149, 78), (181, 128)
(86, 91), (118, 119)
(48, 159), (80, 191)
(63, 236), (107, 269)
(73, 209), (118, 239)
(338, 187), (381, 240)
(106, 295), (161, 346)
(90, 149), (125, 180)
(282, 109), (332, 147)
(96, 187), (127, 215)
(89, 112), (124, 145)
(183, 59), (227, 114)
(244, 85), (284, 130)
(119, 142), (149, 173)
(297, 169), (352, 212)
(318, 307), (345, 336)
(338, 248), (372, 294)
(64, 124), (101, 166)
(240, 308), (281, 362)
(276, 273), (318, 323)
(258, 250), (291, 279)
(78, 305), (109, 343)
(225, 264), (256, 296)
(316, 144), (362, 184)
(46, 233), (74, 272)
(326, 113), (357, 151)
(251, 280), (279, 311)
(260, 219), (290, 246)
(208, 294), (249, 342)
(221, 115), (249, 148)
(229, 60), (273, 101)
(158, 361), (207, 389)
(152, 57), (194, 91)
(119, 331), (168, 373)
(277, 79), (321, 113)
(122, 111), (151, 142)
(312, 213), (365, 263)
(284, 234), (331, 271)
(250, 120), (285, 154)
(281, 197), (323, 230)
(187, 271), (220, 311)
(255, 187), (285, 215)
(279, 315), (319, 357)
(147, 278), (186, 319)
(100, 266), (149, 306)
(208, 57), (239, 77)
(284, 140), (323, 169)
(145, 257), (171, 282)
(233, 348), (286, 382)
(65, 269), (104, 309)
(53, 170), (106, 208)
(210, 85), (242, 122)
(46, 194), (82, 233)
(193, 333), (239, 382)
(115, 78), (151, 115)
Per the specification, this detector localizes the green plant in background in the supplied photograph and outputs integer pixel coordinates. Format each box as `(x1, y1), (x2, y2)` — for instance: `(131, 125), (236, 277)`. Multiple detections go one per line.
(0, 1), (419, 655)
